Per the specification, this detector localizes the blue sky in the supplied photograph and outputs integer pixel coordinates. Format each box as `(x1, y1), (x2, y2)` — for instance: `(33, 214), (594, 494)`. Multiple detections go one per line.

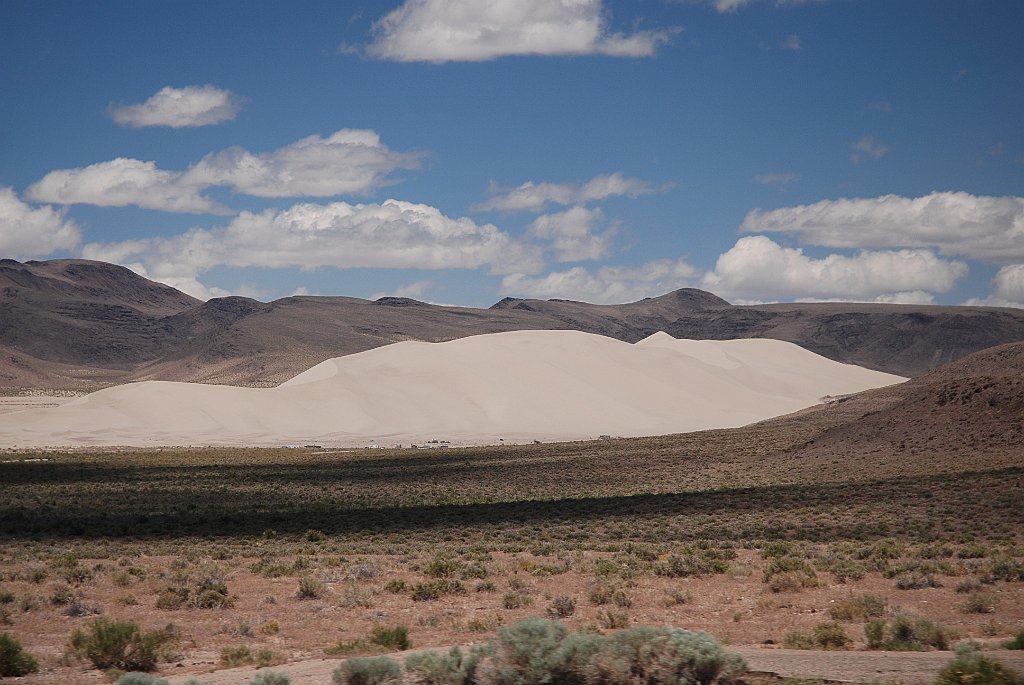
(2, 0), (1022, 307)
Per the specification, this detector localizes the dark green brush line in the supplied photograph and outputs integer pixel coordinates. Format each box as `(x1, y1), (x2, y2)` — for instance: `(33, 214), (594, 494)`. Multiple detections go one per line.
(1, 466), (1019, 543)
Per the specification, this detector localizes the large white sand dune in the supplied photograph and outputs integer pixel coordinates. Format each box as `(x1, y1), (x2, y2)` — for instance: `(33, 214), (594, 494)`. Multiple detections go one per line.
(0, 330), (904, 447)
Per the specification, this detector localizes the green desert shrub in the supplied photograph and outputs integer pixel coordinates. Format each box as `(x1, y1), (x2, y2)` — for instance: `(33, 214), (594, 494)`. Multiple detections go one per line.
(296, 576), (326, 600)
(51, 583), (76, 606)
(115, 674), (170, 685)
(332, 655), (403, 685)
(597, 608), (630, 629)
(69, 618), (170, 671)
(250, 672), (291, 685)
(1005, 632), (1024, 650)
(411, 579), (466, 602)
(587, 581), (616, 606)
(654, 551), (729, 578)
(597, 626), (746, 685)
(369, 624), (411, 651)
(962, 592), (998, 614)
(502, 591), (532, 610)
(983, 557), (1024, 583)
(827, 594), (887, 621)
(484, 618), (746, 685)
(955, 578), (983, 594)
(383, 579), (407, 594)
(864, 614), (952, 651)
(937, 643), (1023, 685)
(663, 588), (692, 607)
(191, 579), (234, 609)
(155, 587), (190, 610)
(783, 622), (849, 650)
(487, 617), (569, 685)
(763, 557), (818, 592)
(405, 645), (487, 685)
(218, 645), (281, 668)
(546, 595), (577, 618)
(0, 632), (39, 676)
(425, 557), (462, 578)
(894, 571), (941, 590)
(828, 559), (867, 583)
(220, 646), (254, 667)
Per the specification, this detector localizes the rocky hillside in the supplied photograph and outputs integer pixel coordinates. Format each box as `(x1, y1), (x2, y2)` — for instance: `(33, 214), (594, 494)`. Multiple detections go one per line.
(2, 258), (1023, 390)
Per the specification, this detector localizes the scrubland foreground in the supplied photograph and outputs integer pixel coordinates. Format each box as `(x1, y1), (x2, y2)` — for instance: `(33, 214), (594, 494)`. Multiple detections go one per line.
(1, 441), (1022, 681)
(1, 342), (1022, 683)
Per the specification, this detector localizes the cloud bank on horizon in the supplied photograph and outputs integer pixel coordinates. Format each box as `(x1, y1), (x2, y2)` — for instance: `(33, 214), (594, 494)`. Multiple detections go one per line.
(1, 0), (1022, 307)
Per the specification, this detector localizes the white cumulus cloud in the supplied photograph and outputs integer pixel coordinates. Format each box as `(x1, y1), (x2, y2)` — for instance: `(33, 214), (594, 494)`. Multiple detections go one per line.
(712, 0), (751, 12)
(82, 199), (542, 300)
(26, 129), (421, 213)
(475, 172), (660, 212)
(0, 187), (81, 259)
(26, 158), (221, 213)
(739, 191), (1024, 263)
(365, 0), (679, 62)
(501, 258), (701, 304)
(753, 172), (798, 187)
(108, 85), (243, 128)
(183, 129), (422, 198)
(701, 235), (968, 303)
(965, 264), (1024, 308)
(527, 206), (615, 262)
(850, 134), (889, 163)
(781, 34), (802, 50)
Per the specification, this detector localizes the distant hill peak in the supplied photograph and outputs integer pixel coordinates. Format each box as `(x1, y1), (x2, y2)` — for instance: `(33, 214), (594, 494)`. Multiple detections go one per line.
(375, 296), (428, 307)
(0, 258), (200, 316)
(489, 288), (731, 311)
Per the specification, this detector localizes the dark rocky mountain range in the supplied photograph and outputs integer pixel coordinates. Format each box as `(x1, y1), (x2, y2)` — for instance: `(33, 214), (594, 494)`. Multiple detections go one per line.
(2, 258), (1024, 390)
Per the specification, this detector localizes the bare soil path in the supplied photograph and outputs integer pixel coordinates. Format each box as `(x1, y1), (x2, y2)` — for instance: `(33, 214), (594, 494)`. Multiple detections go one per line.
(160, 646), (1024, 685)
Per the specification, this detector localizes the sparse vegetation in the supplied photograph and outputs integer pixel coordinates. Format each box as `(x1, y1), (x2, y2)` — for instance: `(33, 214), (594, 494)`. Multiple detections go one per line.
(296, 575), (326, 600)
(961, 592), (998, 614)
(783, 622), (850, 650)
(68, 618), (172, 671)
(937, 643), (1023, 685)
(250, 671), (291, 685)
(864, 614), (952, 651)
(546, 594), (576, 618)
(827, 594), (887, 621)
(369, 624), (411, 651)
(405, 645), (486, 685)
(0, 438), (1021, 683)
(115, 674), (170, 685)
(219, 645), (282, 668)
(484, 617), (745, 685)
(332, 655), (403, 685)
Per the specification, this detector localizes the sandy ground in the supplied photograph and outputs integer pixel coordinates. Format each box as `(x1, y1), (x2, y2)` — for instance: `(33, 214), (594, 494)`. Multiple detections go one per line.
(0, 394), (80, 415)
(0, 331), (903, 448)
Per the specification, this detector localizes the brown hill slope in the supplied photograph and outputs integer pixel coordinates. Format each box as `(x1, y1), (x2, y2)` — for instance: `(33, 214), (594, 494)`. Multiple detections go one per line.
(0, 259), (202, 389)
(2, 258), (1024, 390)
(781, 340), (1024, 466)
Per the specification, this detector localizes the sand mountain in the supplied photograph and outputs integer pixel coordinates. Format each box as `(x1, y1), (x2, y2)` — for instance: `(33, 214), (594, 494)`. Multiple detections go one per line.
(2, 257), (1023, 390)
(0, 330), (904, 447)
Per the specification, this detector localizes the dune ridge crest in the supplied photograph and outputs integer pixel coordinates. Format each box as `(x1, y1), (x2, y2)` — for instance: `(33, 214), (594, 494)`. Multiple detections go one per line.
(0, 330), (904, 448)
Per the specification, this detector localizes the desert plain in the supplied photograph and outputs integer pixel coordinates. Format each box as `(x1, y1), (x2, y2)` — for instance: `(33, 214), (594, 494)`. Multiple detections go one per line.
(0, 325), (1022, 684)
